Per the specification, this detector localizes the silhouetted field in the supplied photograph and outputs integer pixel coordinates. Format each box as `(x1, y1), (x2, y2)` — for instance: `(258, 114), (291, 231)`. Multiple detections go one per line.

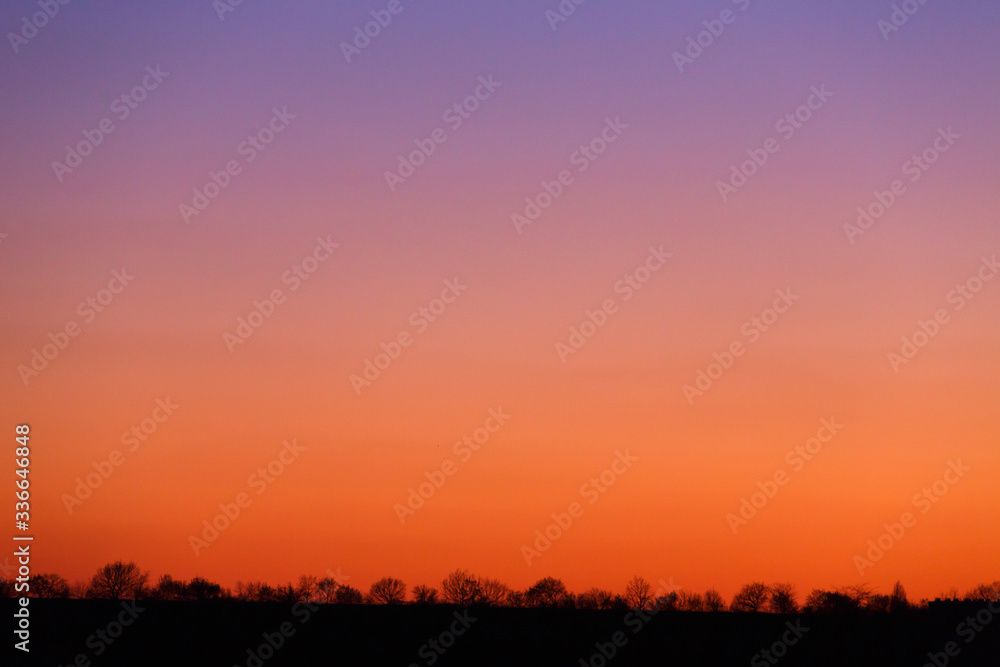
(7, 599), (1000, 666)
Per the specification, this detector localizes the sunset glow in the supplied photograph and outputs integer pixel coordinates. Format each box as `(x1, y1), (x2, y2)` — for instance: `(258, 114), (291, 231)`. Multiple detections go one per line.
(2, 0), (999, 606)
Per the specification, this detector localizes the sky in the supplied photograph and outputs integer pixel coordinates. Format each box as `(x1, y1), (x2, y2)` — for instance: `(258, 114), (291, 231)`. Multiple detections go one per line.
(1, 0), (998, 602)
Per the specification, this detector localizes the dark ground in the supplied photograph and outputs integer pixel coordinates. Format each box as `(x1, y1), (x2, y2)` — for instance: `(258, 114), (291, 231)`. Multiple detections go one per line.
(5, 599), (999, 666)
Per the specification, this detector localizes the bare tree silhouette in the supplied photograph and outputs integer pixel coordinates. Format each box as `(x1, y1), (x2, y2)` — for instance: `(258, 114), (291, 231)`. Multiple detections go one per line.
(866, 594), (891, 613)
(236, 580), (272, 601)
(677, 590), (703, 611)
(297, 575), (319, 602)
(188, 577), (224, 600)
(442, 569), (482, 606)
(577, 588), (616, 610)
(254, 584), (276, 601)
(804, 589), (856, 613)
(315, 577), (340, 604)
(768, 583), (798, 614)
(840, 584), (876, 608)
(964, 581), (1000, 602)
(654, 591), (679, 611)
(506, 590), (528, 607)
(526, 577), (570, 607)
(29, 573), (70, 598)
(412, 585), (439, 604)
(704, 589), (725, 612)
(154, 574), (186, 601)
(88, 561), (147, 600)
(334, 585), (364, 604)
(889, 581), (909, 613)
(368, 577), (406, 604)
(625, 576), (654, 609)
(479, 578), (511, 606)
(234, 581), (255, 601)
(730, 582), (769, 612)
(276, 582), (293, 602)
(0, 564), (973, 620)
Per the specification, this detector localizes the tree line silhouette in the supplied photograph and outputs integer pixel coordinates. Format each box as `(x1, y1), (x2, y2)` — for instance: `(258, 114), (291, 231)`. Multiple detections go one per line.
(4, 562), (998, 613)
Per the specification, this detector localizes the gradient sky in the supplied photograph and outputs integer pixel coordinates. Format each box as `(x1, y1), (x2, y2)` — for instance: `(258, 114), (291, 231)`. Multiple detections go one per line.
(2, 0), (998, 602)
